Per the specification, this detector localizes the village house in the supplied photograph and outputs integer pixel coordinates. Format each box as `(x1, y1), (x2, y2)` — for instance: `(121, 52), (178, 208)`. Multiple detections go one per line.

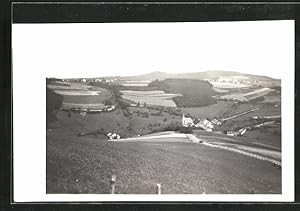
(211, 119), (222, 126)
(107, 132), (121, 140)
(195, 119), (214, 132)
(106, 105), (116, 112)
(226, 131), (240, 136)
(238, 127), (247, 136)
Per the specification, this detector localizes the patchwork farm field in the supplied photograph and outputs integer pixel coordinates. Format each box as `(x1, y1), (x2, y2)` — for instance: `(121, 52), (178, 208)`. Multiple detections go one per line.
(47, 82), (113, 110)
(121, 90), (181, 107)
(216, 87), (276, 102)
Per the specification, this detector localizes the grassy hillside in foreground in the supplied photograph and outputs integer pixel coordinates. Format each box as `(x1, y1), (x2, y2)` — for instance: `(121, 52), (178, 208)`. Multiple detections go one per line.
(148, 79), (217, 107)
(47, 134), (281, 194)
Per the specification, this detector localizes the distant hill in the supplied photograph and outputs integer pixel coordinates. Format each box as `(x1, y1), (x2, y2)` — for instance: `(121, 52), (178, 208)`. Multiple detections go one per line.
(119, 71), (281, 86)
(148, 79), (217, 107)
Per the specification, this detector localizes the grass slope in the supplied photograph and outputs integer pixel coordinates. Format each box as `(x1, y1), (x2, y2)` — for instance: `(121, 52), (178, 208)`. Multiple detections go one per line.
(47, 134), (281, 194)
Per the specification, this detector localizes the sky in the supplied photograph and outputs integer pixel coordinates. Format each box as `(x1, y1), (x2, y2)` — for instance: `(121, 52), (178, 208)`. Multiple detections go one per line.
(12, 21), (294, 79)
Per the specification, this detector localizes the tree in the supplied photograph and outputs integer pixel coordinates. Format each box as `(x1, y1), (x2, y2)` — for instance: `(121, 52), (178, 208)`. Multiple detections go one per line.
(104, 99), (113, 105)
(118, 99), (129, 110)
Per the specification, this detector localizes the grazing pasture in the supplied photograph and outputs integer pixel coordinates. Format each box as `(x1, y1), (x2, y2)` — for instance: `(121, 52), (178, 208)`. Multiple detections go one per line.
(47, 129), (281, 194)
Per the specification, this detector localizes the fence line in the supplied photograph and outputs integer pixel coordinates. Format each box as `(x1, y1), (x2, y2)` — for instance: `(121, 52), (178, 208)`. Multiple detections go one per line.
(109, 176), (163, 194)
(201, 141), (281, 167)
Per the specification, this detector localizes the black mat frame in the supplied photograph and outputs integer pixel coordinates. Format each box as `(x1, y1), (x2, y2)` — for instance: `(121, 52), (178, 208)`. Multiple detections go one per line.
(1, 1), (299, 210)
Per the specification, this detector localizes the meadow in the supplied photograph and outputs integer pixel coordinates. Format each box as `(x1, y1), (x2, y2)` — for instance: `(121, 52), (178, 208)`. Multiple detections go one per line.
(47, 128), (281, 194)
(216, 87), (276, 102)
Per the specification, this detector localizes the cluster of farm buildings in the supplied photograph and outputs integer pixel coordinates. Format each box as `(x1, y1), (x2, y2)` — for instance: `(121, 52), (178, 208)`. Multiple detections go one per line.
(181, 114), (221, 132)
(181, 113), (280, 137)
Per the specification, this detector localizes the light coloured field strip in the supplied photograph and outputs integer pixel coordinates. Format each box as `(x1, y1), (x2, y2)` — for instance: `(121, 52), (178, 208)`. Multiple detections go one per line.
(122, 83), (148, 86)
(62, 102), (107, 107)
(54, 90), (101, 96)
(261, 115), (281, 119)
(221, 107), (261, 121)
(111, 132), (189, 143)
(243, 87), (273, 100)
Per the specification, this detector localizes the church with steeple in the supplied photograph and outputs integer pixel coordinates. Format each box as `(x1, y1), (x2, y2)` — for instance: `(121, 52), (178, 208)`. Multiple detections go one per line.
(181, 114), (194, 127)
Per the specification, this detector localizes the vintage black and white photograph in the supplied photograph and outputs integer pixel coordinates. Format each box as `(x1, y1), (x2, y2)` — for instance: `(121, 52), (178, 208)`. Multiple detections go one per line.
(12, 20), (294, 201)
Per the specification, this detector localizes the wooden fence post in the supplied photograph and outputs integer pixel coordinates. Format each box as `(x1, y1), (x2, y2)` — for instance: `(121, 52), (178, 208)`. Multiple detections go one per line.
(156, 184), (161, 194)
(110, 175), (116, 194)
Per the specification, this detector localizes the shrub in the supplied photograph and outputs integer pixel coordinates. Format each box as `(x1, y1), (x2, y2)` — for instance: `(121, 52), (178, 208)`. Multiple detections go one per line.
(142, 112), (149, 118)
(118, 99), (130, 110)
(104, 99), (113, 105)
